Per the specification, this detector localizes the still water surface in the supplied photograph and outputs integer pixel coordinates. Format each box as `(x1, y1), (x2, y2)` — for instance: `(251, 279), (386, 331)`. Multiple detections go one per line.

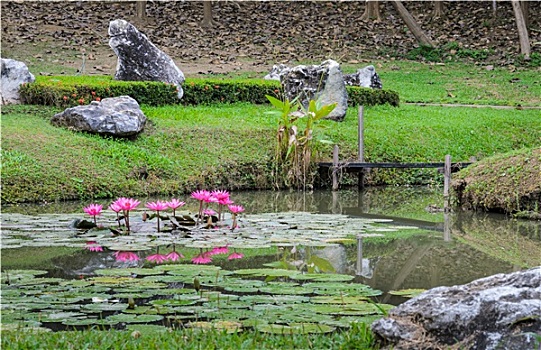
(2, 187), (540, 304)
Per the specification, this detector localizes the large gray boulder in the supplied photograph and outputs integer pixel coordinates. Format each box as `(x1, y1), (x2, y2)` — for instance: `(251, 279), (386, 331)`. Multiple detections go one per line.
(1, 58), (35, 105)
(281, 59), (348, 121)
(51, 96), (146, 137)
(371, 266), (541, 350)
(343, 65), (382, 89)
(108, 19), (185, 99)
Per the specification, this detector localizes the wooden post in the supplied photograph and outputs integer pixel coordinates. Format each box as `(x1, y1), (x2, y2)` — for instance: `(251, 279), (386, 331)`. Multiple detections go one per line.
(355, 234), (363, 276)
(358, 105), (365, 190)
(444, 155), (451, 212)
(443, 212), (451, 241)
(332, 145), (339, 191)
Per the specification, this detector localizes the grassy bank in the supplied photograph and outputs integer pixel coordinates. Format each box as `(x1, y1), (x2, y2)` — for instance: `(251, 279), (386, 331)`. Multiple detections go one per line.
(2, 104), (540, 204)
(2, 62), (540, 204)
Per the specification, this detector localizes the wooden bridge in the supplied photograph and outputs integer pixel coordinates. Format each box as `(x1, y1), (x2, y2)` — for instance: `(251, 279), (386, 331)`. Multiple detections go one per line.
(317, 106), (476, 210)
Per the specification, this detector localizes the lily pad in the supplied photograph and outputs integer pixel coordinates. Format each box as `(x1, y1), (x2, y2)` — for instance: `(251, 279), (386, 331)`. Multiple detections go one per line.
(106, 314), (164, 324)
(388, 288), (426, 298)
(256, 322), (335, 334)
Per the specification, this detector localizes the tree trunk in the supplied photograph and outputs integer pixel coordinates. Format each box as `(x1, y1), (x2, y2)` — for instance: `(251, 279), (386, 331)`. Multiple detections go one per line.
(433, 1), (445, 18)
(135, 1), (147, 21)
(512, 0), (531, 59)
(361, 0), (382, 22)
(391, 0), (435, 47)
(521, 1), (530, 28)
(201, 1), (217, 28)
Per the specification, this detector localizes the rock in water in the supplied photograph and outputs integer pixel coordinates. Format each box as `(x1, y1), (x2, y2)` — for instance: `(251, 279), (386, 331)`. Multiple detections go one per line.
(51, 96), (147, 137)
(343, 65), (382, 89)
(108, 19), (185, 99)
(371, 266), (541, 350)
(1, 58), (35, 105)
(281, 59), (348, 121)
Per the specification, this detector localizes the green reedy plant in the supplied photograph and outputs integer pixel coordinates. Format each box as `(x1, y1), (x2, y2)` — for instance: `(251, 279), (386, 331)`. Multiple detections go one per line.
(267, 95), (336, 190)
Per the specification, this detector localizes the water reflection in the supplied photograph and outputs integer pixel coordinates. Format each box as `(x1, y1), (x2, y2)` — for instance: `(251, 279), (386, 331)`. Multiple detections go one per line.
(2, 187), (540, 302)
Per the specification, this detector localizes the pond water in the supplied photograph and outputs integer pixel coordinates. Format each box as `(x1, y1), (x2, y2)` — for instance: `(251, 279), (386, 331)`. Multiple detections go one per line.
(2, 187), (540, 332)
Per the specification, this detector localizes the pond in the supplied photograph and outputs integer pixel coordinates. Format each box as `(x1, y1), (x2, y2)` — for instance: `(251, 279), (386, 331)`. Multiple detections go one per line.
(2, 187), (540, 333)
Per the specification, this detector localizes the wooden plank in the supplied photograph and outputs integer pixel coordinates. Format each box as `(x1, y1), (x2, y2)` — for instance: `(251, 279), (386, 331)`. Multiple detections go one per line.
(319, 162), (472, 170)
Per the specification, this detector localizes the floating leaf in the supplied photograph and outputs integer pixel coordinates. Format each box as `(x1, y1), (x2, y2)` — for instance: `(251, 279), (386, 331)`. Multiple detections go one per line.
(106, 314), (164, 324)
(388, 288), (426, 298)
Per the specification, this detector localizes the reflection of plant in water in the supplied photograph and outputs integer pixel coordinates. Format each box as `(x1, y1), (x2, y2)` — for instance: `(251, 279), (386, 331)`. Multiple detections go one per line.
(114, 251), (140, 262)
(85, 241), (103, 252)
(270, 246), (336, 273)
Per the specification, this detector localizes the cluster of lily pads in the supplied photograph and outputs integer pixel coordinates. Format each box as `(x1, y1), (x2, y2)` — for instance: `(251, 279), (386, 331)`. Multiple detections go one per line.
(1, 265), (393, 334)
(81, 190), (246, 265)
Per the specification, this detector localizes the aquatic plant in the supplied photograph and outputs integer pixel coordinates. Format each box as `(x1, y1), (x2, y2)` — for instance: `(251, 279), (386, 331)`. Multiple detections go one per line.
(83, 204), (102, 225)
(228, 204), (245, 230)
(167, 198), (185, 217)
(146, 200), (169, 232)
(112, 197), (140, 233)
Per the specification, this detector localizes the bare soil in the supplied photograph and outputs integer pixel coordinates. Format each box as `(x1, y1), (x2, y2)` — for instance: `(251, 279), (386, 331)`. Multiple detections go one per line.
(1, 1), (540, 76)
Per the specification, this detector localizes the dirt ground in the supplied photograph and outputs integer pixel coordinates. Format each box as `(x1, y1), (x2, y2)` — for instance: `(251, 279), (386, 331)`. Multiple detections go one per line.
(2, 1), (540, 77)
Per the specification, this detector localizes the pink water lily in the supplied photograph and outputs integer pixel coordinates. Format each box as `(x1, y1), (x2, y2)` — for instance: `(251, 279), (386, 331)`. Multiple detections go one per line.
(114, 251), (140, 262)
(213, 190), (232, 221)
(167, 199), (186, 216)
(191, 190), (212, 224)
(146, 200), (168, 232)
(228, 252), (244, 260)
(146, 254), (169, 264)
(228, 204), (245, 231)
(83, 204), (103, 225)
(166, 251), (184, 261)
(228, 205), (245, 214)
(111, 198), (140, 233)
(109, 202), (122, 228)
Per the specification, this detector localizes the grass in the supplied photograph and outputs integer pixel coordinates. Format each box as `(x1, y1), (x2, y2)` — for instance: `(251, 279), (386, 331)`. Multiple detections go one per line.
(1, 322), (378, 350)
(2, 95), (540, 204)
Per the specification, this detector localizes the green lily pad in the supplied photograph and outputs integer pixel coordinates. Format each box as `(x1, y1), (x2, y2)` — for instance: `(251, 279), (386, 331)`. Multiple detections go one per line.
(290, 274), (354, 282)
(256, 322), (335, 334)
(106, 314), (164, 324)
(233, 268), (300, 278)
(388, 288), (426, 298)
(187, 320), (242, 333)
(82, 303), (128, 312)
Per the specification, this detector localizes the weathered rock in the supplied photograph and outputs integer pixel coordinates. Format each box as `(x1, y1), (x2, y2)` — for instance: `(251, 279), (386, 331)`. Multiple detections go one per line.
(265, 63), (383, 89)
(281, 59), (348, 121)
(108, 19), (185, 99)
(1, 58), (35, 104)
(371, 266), (541, 350)
(264, 63), (290, 81)
(343, 65), (382, 89)
(51, 96), (146, 137)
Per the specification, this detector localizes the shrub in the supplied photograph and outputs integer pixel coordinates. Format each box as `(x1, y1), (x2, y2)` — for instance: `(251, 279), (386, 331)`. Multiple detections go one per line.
(19, 76), (399, 108)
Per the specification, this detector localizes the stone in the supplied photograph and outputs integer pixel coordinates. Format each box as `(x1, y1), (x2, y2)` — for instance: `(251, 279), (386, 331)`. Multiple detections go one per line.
(1, 58), (35, 105)
(51, 96), (147, 138)
(371, 266), (541, 350)
(343, 65), (382, 89)
(264, 63), (383, 89)
(263, 63), (290, 81)
(281, 59), (348, 121)
(108, 19), (185, 99)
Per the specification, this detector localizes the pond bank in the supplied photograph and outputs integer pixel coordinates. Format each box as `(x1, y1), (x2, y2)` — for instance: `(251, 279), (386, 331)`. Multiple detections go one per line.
(452, 147), (541, 218)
